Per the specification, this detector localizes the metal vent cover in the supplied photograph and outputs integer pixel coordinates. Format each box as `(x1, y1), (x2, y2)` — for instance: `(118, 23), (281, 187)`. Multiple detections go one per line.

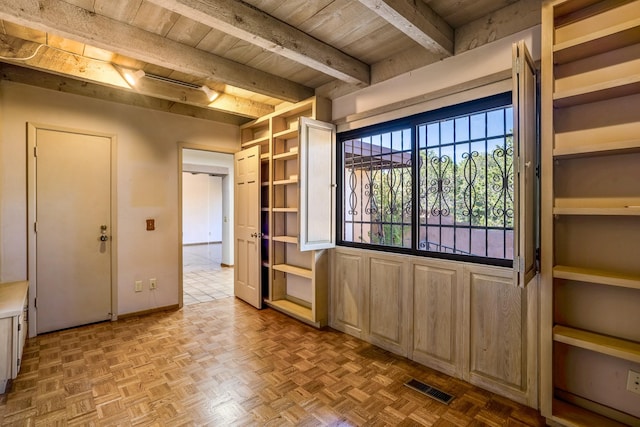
(404, 379), (455, 405)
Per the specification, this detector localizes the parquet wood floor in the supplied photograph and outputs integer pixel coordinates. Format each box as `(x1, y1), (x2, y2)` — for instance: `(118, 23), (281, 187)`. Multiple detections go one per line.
(0, 298), (546, 426)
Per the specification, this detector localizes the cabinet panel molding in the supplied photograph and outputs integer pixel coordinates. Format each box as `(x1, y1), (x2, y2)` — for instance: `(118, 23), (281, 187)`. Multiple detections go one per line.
(331, 251), (365, 336)
(466, 268), (527, 402)
(412, 264), (459, 376)
(368, 257), (407, 356)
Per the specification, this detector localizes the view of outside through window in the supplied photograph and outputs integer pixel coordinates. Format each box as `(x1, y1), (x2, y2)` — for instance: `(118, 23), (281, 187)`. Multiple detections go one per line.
(342, 104), (514, 261)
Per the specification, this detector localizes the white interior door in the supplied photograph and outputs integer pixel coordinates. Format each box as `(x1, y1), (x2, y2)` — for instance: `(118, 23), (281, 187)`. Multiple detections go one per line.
(234, 146), (261, 308)
(30, 125), (113, 334)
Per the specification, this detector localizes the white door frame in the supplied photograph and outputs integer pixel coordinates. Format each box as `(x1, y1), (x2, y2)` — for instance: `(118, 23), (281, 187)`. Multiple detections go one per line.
(27, 122), (118, 337)
(178, 142), (236, 308)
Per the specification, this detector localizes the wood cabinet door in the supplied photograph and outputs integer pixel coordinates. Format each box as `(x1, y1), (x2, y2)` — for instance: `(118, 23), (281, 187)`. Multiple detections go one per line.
(298, 117), (336, 251)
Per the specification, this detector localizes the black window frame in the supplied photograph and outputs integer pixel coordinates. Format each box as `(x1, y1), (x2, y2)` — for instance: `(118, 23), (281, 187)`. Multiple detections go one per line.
(336, 92), (514, 268)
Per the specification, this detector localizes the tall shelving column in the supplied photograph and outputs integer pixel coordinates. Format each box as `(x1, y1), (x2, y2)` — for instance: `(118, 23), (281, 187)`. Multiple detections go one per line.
(239, 97), (333, 328)
(541, 1), (640, 425)
(268, 97), (332, 328)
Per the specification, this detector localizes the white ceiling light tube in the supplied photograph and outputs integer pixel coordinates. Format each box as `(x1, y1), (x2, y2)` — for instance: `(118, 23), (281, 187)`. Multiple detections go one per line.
(124, 69), (145, 86)
(201, 85), (220, 102)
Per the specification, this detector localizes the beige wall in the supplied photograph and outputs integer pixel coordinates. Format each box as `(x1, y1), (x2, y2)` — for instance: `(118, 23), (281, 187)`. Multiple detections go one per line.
(333, 26), (541, 128)
(0, 81), (239, 318)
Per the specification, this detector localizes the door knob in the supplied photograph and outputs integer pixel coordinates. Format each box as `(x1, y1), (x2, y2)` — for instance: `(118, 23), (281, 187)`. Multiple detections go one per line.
(100, 225), (109, 241)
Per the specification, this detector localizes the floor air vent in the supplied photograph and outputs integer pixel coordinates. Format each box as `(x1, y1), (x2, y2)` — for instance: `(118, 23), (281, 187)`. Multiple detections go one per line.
(404, 379), (455, 405)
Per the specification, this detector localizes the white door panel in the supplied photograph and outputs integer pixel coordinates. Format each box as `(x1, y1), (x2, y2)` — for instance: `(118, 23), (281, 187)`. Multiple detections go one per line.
(234, 146), (261, 308)
(31, 126), (112, 334)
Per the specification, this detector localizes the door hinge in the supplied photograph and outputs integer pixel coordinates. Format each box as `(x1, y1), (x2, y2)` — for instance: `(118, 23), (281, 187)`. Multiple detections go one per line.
(513, 256), (520, 273)
(34, 222), (38, 233)
(17, 358), (20, 367)
(515, 57), (521, 75)
(17, 323), (21, 331)
(33, 146), (38, 157)
(34, 298), (37, 309)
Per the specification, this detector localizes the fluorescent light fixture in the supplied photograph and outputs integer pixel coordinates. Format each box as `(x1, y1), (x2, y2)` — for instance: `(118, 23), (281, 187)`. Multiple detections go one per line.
(124, 69), (145, 86)
(201, 85), (220, 102)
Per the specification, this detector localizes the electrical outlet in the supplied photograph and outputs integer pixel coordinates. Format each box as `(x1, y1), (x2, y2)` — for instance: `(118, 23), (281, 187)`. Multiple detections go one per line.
(627, 370), (640, 395)
(135, 280), (143, 292)
(149, 278), (157, 290)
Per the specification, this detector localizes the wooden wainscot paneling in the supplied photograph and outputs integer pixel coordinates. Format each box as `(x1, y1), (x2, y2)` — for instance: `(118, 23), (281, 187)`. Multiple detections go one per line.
(464, 266), (529, 404)
(368, 256), (409, 356)
(411, 263), (460, 377)
(331, 249), (365, 337)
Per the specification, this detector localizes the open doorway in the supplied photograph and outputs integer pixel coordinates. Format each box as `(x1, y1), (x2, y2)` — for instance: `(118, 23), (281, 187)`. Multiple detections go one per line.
(181, 148), (234, 305)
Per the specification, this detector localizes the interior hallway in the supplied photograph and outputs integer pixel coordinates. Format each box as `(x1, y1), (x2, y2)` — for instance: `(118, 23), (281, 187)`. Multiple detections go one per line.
(183, 243), (233, 305)
(0, 297), (545, 426)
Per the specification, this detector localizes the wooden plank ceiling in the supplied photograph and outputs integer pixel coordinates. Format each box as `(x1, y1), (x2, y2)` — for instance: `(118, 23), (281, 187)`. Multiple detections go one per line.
(0, 0), (540, 125)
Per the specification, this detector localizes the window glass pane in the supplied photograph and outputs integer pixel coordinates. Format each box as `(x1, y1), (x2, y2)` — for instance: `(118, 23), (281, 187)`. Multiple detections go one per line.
(426, 123), (439, 147)
(440, 119), (454, 145)
(487, 109), (504, 137)
(470, 113), (486, 139)
(455, 116), (469, 142)
(417, 105), (513, 260)
(341, 128), (412, 249)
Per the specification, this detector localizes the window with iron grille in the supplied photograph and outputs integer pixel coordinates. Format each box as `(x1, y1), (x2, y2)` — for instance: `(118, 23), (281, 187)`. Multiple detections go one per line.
(338, 93), (514, 266)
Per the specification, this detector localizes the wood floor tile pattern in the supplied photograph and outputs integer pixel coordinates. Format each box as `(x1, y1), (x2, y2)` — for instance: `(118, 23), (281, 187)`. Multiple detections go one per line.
(0, 298), (546, 426)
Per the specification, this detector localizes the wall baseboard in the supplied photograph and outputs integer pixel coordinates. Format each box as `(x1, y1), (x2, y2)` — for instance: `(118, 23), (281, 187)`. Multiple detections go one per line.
(118, 304), (180, 319)
(183, 241), (222, 246)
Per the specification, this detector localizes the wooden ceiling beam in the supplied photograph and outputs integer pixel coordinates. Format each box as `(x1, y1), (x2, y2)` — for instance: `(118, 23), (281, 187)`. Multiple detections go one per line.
(357, 0), (454, 56)
(0, 0), (314, 102)
(147, 0), (371, 86)
(0, 63), (252, 125)
(0, 34), (274, 119)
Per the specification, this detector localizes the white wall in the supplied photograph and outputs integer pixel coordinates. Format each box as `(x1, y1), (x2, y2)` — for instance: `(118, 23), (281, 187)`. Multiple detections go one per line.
(0, 81), (239, 318)
(182, 149), (234, 265)
(182, 173), (223, 244)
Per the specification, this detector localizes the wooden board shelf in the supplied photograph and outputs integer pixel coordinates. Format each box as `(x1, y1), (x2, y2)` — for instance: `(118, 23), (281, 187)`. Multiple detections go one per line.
(241, 135), (269, 148)
(260, 153), (270, 161)
(553, 206), (640, 216)
(266, 299), (315, 325)
(273, 149), (298, 161)
(272, 207), (297, 213)
(553, 325), (640, 364)
(553, 197), (640, 215)
(551, 399), (628, 427)
(273, 127), (298, 140)
(273, 178), (298, 186)
(553, 19), (640, 64)
(272, 263), (312, 279)
(553, 138), (640, 158)
(553, 265), (640, 290)
(553, 75), (640, 108)
(272, 235), (297, 244)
